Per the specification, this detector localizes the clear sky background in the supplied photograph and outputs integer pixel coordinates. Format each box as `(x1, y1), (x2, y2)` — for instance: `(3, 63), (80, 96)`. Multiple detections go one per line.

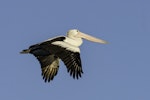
(0, 0), (150, 100)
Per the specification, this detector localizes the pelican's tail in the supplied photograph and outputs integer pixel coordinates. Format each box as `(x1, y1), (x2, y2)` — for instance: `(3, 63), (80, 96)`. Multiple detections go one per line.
(20, 49), (30, 54)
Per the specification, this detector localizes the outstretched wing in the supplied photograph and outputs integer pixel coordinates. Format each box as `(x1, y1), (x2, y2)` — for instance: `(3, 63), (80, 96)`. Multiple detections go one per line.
(60, 51), (83, 79)
(40, 40), (83, 79)
(36, 55), (60, 82)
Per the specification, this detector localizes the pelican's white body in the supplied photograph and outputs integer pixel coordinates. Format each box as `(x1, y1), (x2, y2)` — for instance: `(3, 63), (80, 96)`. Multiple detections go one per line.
(52, 37), (83, 52)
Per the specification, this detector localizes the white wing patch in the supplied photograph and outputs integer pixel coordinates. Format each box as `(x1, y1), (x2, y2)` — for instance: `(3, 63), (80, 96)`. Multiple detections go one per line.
(52, 41), (80, 53)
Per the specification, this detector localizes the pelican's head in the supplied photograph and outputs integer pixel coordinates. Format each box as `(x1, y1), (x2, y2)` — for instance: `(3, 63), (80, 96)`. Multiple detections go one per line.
(67, 29), (79, 38)
(67, 29), (108, 44)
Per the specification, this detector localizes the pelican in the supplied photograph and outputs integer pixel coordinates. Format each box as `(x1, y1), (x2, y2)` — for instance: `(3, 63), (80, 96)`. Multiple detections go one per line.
(20, 29), (107, 82)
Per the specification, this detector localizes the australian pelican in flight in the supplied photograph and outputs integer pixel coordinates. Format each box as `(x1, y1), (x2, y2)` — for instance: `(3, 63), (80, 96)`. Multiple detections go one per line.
(20, 29), (107, 82)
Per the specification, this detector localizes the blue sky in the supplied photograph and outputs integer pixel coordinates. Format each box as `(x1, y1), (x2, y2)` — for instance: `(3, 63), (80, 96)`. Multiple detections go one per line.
(0, 0), (150, 100)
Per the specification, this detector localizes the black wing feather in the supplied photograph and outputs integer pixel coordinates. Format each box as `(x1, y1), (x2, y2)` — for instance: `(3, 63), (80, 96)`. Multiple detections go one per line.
(39, 40), (83, 79)
(48, 45), (83, 79)
(36, 55), (59, 82)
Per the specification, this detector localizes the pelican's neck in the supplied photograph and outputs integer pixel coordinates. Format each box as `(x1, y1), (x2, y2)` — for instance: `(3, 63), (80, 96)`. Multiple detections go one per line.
(64, 37), (83, 47)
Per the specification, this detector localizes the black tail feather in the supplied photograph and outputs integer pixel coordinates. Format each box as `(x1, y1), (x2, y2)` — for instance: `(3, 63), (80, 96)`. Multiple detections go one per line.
(20, 49), (30, 54)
